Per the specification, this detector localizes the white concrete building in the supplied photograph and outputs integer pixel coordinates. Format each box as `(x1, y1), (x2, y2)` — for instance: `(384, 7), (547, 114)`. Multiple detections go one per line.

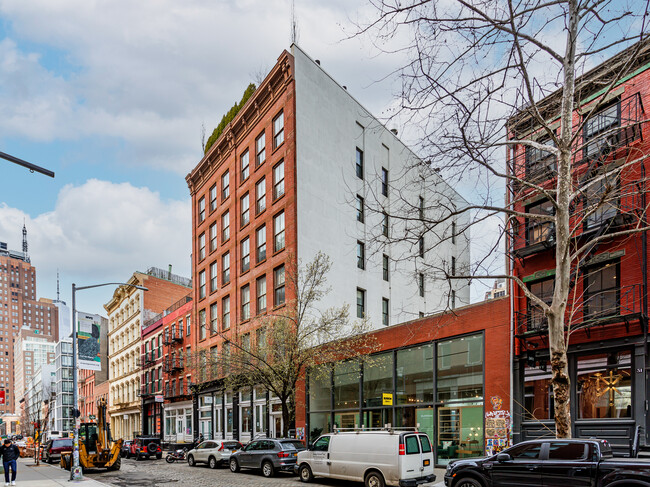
(51, 338), (73, 433)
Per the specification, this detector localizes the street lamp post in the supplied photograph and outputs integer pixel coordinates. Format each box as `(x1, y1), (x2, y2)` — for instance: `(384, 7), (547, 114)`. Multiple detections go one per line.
(70, 282), (147, 481)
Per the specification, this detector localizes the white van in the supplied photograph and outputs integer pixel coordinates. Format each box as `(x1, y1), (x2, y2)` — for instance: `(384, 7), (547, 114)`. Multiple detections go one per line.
(295, 429), (436, 487)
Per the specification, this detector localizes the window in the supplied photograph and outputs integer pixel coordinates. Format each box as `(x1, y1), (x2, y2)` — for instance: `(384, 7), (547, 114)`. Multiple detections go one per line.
(241, 150), (250, 182)
(198, 270), (206, 299)
(526, 138), (557, 180)
(273, 111), (284, 148)
(356, 148), (364, 179)
(419, 236), (424, 257)
(240, 237), (250, 273)
(242, 333), (251, 352)
(198, 233), (206, 261)
(381, 167), (388, 196)
(209, 261), (218, 292)
(241, 193), (250, 227)
(382, 213), (389, 237)
(274, 265), (285, 306)
(241, 285), (250, 321)
(256, 276), (266, 313)
(222, 252), (230, 285)
(255, 132), (266, 167)
(419, 196), (424, 220)
(198, 197), (205, 223)
(273, 211), (285, 252)
(584, 101), (621, 160)
(221, 171), (230, 201)
(356, 195), (364, 223)
(528, 278), (554, 331)
(548, 442), (588, 461)
(382, 298), (389, 326)
(256, 178), (266, 214)
(584, 262), (619, 320)
(221, 211), (230, 242)
(256, 226), (266, 263)
(382, 254), (389, 281)
(209, 184), (217, 212)
(418, 273), (425, 297)
(186, 316), (190, 336)
(526, 200), (554, 245)
(273, 161), (284, 200)
(577, 350), (631, 419)
(451, 290), (456, 309)
(405, 436), (420, 454)
(357, 241), (365, 270)
(210, 303), (218, 334)
(507, 443), (543, 460)
(356, 288), (365, 318)
(209, 223), (217, 252)
(451, 256), (456, 276)
(222, 296), (230, 330)
(199, 309), (206, 340)
(585, 176), (618, 228)
(451, 221), (456, 244)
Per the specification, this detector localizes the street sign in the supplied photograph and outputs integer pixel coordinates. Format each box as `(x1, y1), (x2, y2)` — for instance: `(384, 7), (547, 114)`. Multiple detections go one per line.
(154, 395), (164, 403)
(382, 393), (393, 406)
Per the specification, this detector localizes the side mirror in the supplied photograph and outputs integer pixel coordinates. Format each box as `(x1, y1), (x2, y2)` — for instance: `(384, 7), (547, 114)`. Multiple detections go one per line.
(496, 453), (512, 463)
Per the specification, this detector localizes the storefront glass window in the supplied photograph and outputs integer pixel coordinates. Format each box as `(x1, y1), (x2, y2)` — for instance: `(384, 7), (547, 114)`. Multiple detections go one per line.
(363, 352), (393, 407)
(241, 406), (252, 432)
(309, 365), (332, 411)
(524, 360), (553, 421)
(309, 412), (331, 440)
(577, 350), (632, 419)
(186, 409), (192, 436)
(396, 344), (434, 405)
(436, 334), (484, 465)
(226, 408), (233, 433)
(334, 360), (360, 409)
(395, 406), (434, 443)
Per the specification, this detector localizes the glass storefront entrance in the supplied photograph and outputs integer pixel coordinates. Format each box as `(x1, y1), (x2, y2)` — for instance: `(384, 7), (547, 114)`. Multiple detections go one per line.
(307, 332), (484, 465)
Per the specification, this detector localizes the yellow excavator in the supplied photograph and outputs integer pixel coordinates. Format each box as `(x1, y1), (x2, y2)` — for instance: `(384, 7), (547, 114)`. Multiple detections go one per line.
(61, 398), (123, 471)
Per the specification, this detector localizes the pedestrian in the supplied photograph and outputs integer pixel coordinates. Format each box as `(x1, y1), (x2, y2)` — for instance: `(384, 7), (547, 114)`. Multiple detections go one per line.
(0, 438), (19, 486)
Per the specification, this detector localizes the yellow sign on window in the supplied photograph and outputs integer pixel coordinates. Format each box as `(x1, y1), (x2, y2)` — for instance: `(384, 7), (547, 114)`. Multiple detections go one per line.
(382, 393), (393, 406)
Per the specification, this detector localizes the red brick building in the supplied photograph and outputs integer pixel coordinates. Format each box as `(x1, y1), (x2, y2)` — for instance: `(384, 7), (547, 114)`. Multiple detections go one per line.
(161, 297), (193, 444)
(507, 40), (650, 452)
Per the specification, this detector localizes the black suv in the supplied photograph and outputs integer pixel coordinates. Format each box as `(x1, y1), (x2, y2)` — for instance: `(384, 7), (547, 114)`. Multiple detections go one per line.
(129, 436), (163, 460)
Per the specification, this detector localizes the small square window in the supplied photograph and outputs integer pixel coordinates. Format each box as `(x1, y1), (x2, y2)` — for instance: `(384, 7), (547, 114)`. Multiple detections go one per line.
(274, 265), (285, 306)
(356, 195), (364, 223)
(241, 150), (250, 182)
(357, 241), (365, 270)
(381, 167), (388, 196)
(356, 148), (364, 179)
(382, 298), (389, 326)
(273, 111), (284, 149)
(221, 171), (230, 201)
(255, 132), (266, 167)
(356, 288), (366, 318)
(198, 197), (206, 223)
(273, 161), (285, 200)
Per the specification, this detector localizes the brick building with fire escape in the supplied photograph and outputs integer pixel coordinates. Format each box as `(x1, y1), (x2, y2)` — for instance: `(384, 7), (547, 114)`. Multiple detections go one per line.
(508, 40), (650, 454)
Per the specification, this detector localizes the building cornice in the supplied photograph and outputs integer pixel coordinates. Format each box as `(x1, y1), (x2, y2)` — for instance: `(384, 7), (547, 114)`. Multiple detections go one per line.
(186, 50), (295, 195)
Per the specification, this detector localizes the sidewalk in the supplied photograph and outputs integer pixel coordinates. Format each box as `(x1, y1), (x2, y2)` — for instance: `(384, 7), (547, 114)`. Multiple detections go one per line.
(6, 458), (110, 487)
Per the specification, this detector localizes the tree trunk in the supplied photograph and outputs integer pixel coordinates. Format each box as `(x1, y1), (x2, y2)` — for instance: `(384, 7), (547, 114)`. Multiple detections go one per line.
(548, 313), (572, 438)
(280, 394), (295, 438)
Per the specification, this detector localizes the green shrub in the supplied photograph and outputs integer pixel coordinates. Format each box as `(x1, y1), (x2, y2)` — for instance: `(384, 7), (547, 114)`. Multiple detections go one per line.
(204, 83), (257, 154)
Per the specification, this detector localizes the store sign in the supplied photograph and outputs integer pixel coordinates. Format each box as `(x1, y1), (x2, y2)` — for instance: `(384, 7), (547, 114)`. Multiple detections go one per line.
(155, 395), (164, 403)
(0, 390), (5, 405)
(382, 393), (393, 406)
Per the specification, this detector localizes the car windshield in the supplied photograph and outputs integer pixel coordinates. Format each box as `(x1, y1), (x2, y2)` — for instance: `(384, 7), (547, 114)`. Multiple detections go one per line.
(53, 439), (72, 447)
(281, 440), (305, 450)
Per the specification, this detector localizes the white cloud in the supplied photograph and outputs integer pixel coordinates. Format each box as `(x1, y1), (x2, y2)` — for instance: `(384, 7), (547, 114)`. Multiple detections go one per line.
(0, 179), (191, 314)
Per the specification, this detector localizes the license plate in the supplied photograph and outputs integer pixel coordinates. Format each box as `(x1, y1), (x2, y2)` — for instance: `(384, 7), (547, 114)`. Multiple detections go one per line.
(424, 459), (430, 466)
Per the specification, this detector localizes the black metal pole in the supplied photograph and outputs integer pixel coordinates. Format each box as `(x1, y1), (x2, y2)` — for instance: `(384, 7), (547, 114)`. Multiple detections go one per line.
(0, 150), (54, 178)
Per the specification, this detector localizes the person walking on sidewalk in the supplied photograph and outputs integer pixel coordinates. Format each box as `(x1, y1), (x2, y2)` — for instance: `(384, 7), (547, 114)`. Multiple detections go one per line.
(0, 439), (20, 486)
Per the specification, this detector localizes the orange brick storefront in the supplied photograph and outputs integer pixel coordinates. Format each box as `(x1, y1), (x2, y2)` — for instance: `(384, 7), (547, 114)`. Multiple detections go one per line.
(294, 297), (511, 464)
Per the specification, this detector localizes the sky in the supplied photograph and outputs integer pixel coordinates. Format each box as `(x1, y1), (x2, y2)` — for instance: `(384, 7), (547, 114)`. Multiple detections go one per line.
(0, 0), (427, 317)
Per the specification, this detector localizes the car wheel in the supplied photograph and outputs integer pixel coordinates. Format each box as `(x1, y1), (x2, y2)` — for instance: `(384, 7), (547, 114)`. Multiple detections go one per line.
(299, 464), (314, 483)
(261, 461), (275, 478)
(188, 455), (196, 467)
(229, 458), (240, 473)
(455, 478), (482, 487)
(208, 456), (217, 469)
(365, 471), (385, 487)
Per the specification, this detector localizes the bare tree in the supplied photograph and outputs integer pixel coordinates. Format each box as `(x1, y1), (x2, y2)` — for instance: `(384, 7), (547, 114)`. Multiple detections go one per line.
(359, 0), (650, 438)
(193, 253), (378, 437)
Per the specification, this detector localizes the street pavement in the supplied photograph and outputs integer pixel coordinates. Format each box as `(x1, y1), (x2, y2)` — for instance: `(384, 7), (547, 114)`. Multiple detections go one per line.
(84, 457), (447, 487)
(10, 457), (110, 487)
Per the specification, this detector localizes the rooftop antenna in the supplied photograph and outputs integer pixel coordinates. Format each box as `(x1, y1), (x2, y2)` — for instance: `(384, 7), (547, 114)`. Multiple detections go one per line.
(290, 0), (299, 45)
(22, 220), (30, 263)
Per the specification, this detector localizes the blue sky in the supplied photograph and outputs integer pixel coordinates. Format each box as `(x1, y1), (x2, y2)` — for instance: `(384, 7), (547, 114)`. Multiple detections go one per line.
(0, 0), (407, 316)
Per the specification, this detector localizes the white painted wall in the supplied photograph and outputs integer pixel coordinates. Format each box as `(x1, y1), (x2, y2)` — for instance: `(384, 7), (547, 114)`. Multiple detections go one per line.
(292, 45), (470, 330)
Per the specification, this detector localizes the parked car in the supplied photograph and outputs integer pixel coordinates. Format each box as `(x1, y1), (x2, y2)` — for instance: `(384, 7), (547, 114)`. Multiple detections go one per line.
(41, 438), (74, 464)
(129, 436), (163, 460)
(230, 438), (306, 477)
(187, 440), (243, 469)
(444, 438), (650, 487)
(121, 440), (133, 458)
(296, 430), (435, 487)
